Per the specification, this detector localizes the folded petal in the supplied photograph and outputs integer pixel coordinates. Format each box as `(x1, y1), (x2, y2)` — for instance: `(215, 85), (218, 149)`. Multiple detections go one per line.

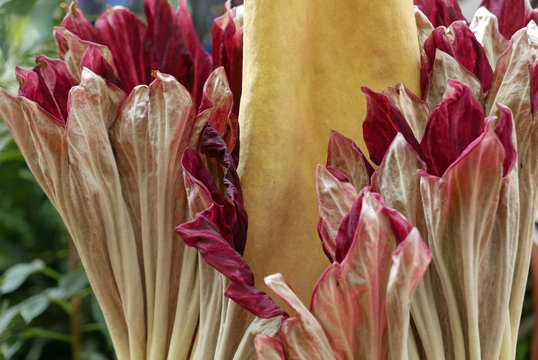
(60, 0), (98, 42)
(469, 7), (510, 69)
(255, 334), (286, 360)
(264, 191), (431, 360)
(479, 0), (534, 39)
(16, 56), (78, 124)
(383, 83), (430, 142)
(145, 0), (212, 107)
(361, 87), (424, 165)
(326, 130), (373, 190)
(198, 67), (239, 163)
(423, 22), (493, 94)
(425, 50), (484, 110)
(212, 4), (244, 115)
(413, 0), (466, 28)
(418, 122), (506, 359)
(264, 274), (336, 360)
(421, 80), (485, 177)
(54, 27), (117, 82)
(93, 6), (148, 91)
(484, 22), (538, 355)
(316, 164), (359, 262)
(176, 148), (285, 319)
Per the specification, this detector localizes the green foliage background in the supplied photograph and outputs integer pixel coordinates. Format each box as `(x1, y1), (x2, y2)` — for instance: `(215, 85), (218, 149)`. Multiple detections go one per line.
(0, 0), (535, 359)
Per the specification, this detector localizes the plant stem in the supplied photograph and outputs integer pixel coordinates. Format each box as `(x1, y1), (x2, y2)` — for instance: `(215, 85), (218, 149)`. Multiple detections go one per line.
(69, 240), (81, 359)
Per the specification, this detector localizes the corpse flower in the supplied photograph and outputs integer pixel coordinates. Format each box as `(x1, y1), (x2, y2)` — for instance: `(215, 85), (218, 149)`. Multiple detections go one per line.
(253, 4), (538, 359)
(0, 1), (274, 358)
(1, 64), (281, 359)
(1, 0), (538, 360)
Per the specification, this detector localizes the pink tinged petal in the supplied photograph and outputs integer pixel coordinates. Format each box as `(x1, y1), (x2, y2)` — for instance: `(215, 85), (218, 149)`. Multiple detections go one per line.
(65, 69), (144, 358)
(484, 23), (538, 354)
(93, 6), (148, 92)
(109, 71), (197, 358)
(176, 148), (285, 319)
(479, 0), (533, 39)
(426, 50), (484, 110)
(212, 6), (243, 115)
(421, 79), (485, 177)
(144, 0), (212, 108)
(310, 191), (428, 360)
(230, 28), (243, 116)
(418, 124), (506, 359)
(16, 56), (78, 125)
(333, 190), (365, 263)
(371, 133), (427, 236)
(494, 104), (517, 177)
(199, 125), (247, 254)
(383, 83), (430, 142)
(316, 164), (359, 262)
(255, 335), (285, 360)
(264, 274), (336, 360)
(176, 0), (213, 109)
(361, 87), (424, 166)
(423, 22), (493, 94)
(198, 67), (239, 162)
(326, 130), (373, 191)
(80, 45), (120, 86)
(485, 23), (538, 118)
(0, 90), (67, 204)
(176, 202), (285, 319)
(60, 0), (98, 42)
(0, 73), (136, 359)
(413, 0), (466, 28)
(469, 7), (510, 69)
(386, 229), (432, 360)
(54, 27), (118, 83)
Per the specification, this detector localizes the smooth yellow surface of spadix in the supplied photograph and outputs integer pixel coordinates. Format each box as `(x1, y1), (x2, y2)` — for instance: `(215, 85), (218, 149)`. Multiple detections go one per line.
(239, 0), (422, 305)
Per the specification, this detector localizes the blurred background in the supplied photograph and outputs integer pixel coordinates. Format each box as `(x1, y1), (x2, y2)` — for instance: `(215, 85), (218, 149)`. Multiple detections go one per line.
(0, 0), (535, 359)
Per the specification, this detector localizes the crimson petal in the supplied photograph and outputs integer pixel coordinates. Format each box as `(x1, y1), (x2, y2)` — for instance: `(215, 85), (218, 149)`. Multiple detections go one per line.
(16, 56), (78, 125)
(176, 148), (285, 319)
(80, 45), (120, 86)
(480, 0), (535, 39)
(423, 22), (493, 93)
(212, 6), (243, 115)
(145, 0), (212, 107)
(334, 189), (366, 263)
(200, 125), (247, 254)
(60, 1), (97, 42)
(421, 79), (485, 176)
(414, 0), (466, 28)
(494, 104), (517, 177)
(93, 7), (148, 92)
(362, 87), (424, 166)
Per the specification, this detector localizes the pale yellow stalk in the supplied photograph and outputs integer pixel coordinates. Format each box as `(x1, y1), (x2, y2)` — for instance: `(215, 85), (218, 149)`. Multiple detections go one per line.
(239, 0), (422, 304)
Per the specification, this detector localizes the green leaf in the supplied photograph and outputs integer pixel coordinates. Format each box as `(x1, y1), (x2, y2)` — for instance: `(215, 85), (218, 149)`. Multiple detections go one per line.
(0, 259), (45, 294)
(0, 306), (19, 334)
(57, 267), (89, 298)
(1, 337), (24, 359)
(19, 294), (49, 323)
